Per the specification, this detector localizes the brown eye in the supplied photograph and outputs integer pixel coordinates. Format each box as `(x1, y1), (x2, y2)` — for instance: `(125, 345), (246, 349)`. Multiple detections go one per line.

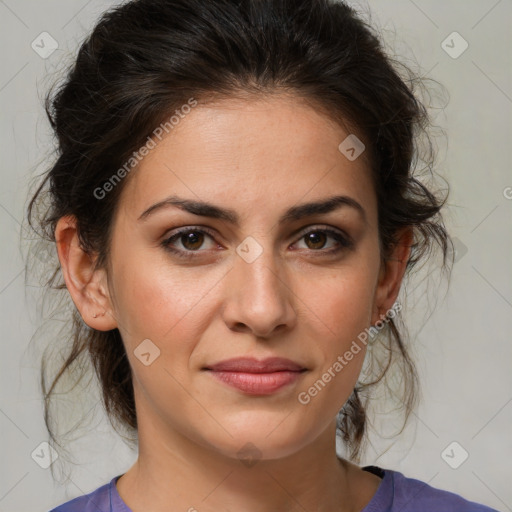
(293, 227), (354, 255)
(303, 231), (328, 250)
(180, 231), (205, 251)
(161, 227), (218, 259)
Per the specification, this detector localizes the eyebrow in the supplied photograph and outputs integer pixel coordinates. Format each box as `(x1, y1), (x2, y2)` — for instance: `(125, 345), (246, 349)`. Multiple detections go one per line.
(137, 194), (367, 225)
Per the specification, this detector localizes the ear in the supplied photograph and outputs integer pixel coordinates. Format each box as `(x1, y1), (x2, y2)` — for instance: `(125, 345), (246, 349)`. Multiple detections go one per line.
(55, 215), (118, 331)
(371, 227), (413, 324)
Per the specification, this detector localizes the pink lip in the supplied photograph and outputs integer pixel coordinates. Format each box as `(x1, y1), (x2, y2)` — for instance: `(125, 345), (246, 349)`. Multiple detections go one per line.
(203, 357), (307, 395)
(205, 357), (306, 373)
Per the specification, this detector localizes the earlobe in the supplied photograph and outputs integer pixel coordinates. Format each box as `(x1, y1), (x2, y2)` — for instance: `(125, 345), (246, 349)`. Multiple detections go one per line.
(55, 215), (118, 331)
(372, 227), (413, 324)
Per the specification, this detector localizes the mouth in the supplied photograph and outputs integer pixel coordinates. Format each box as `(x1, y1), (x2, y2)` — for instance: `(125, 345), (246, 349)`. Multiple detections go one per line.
(202, 357), (308, 395)
(203, 356), (307, 373)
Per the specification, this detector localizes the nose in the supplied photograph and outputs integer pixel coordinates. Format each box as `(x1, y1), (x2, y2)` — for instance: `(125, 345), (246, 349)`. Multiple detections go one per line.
(221, 245), (297, 339)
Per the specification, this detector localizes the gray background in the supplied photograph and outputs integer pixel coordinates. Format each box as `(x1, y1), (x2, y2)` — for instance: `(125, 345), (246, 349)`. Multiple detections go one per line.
(1, 0), (511, 511)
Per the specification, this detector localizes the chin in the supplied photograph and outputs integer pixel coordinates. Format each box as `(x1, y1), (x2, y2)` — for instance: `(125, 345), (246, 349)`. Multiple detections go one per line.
(195, 414), (316, 463)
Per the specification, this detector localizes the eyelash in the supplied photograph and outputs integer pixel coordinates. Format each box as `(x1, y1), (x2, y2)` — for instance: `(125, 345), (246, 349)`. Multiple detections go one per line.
(160, 225), (354, 260)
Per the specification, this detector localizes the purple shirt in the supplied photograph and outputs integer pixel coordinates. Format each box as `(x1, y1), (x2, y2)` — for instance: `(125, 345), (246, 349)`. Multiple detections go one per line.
(49, 465), (501, 511)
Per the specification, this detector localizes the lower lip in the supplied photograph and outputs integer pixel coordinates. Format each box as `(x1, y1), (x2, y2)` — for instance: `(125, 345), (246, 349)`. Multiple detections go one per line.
(206, 370), (305, 395)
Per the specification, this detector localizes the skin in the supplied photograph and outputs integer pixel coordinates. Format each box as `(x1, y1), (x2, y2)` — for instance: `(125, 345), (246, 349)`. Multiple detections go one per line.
(55, 93), (412, 512)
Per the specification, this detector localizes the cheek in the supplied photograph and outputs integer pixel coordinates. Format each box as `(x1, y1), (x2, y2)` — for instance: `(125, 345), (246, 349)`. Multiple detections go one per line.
(293, 273), (375, 420)
(292, 250), (379, 392)
(296, 261), (378, 342)
(111, 252), (223, 355)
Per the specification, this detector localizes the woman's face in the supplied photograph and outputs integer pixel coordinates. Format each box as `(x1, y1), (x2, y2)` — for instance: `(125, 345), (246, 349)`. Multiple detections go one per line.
(93, 94), (397, 460)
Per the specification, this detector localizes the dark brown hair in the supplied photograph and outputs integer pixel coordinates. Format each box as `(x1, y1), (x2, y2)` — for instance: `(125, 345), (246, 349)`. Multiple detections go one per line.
(25, 0), (451, 474)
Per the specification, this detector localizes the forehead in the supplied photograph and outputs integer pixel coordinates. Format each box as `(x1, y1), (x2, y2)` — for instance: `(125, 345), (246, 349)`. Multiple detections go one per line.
(118, 94), (375, 222)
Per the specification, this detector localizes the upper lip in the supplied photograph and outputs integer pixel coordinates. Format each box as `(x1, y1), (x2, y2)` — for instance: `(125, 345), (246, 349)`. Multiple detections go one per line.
(204, 357), (306, 373)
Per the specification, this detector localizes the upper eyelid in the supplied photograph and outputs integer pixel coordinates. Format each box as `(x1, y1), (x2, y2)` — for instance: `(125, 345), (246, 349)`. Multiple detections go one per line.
(292, 224), (349, 240)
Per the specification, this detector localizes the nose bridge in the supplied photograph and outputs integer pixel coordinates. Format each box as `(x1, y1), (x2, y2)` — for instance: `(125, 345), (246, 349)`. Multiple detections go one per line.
(239, 243), (281, 298)
(222, 236), (295, 337)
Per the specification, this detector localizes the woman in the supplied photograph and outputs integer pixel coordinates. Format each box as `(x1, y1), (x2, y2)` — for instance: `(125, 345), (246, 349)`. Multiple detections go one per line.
(26, 0), (500, 510)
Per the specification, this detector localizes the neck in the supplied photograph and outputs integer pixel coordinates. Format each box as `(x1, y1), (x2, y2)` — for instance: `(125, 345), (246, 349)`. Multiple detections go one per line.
(116, 406), (362, 512)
